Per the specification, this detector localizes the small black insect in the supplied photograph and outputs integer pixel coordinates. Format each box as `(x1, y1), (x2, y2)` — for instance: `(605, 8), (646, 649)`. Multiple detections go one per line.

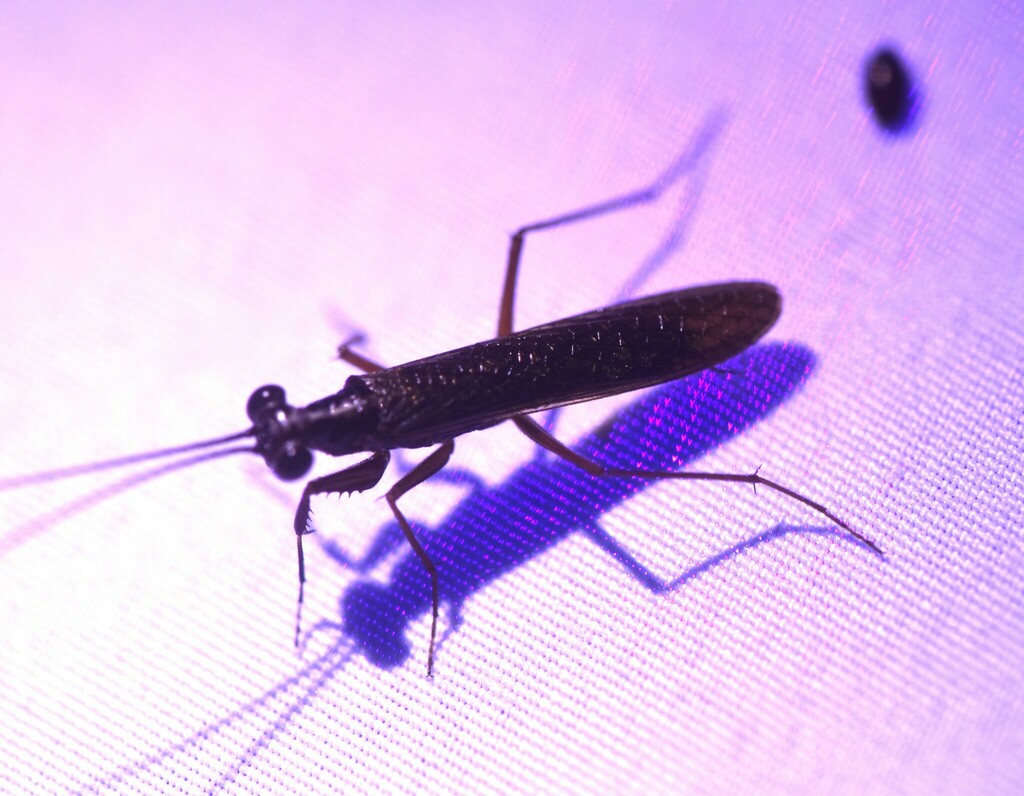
(865, 47), (916, 132)
(2, 159), (881, 675)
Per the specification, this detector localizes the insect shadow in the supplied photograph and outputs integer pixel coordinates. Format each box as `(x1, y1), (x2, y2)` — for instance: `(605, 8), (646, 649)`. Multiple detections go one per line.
(317, 340), (825, 669)
(87, 339), (835, 792)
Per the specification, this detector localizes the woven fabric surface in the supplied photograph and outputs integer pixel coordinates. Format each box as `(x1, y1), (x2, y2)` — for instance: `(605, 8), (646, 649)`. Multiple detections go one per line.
(1, 3), (1021, 794)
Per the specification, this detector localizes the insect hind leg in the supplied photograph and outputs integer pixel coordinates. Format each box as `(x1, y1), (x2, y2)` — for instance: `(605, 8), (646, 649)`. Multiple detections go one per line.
(511, 415), (881, 555)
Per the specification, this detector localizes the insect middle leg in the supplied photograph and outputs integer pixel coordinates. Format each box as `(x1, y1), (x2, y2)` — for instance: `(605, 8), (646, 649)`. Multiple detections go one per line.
(334, 339), (462, 675)
(379, 439), (455, 677)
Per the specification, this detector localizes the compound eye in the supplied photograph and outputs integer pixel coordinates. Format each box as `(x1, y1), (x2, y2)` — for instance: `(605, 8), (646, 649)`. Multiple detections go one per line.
(247, 384), (287, 423)
(271, 441), (313, 481)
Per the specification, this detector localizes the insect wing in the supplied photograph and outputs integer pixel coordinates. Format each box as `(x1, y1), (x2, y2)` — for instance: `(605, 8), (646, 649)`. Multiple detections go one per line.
(359, 282), (781, 448)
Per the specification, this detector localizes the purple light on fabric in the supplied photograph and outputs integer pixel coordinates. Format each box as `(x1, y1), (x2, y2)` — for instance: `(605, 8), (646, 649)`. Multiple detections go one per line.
(1, 3), (1021, 794)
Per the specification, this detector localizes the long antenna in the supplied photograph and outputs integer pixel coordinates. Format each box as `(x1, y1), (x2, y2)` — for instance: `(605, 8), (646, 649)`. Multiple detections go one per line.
(0, 429), (255, 491)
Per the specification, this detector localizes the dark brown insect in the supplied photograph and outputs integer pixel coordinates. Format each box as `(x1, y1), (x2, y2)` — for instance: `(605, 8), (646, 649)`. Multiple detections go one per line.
(2, 163), (880, 675)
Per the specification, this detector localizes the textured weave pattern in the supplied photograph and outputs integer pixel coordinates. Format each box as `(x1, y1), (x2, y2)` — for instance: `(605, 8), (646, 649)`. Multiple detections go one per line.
(2, 4), (1021, 794)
